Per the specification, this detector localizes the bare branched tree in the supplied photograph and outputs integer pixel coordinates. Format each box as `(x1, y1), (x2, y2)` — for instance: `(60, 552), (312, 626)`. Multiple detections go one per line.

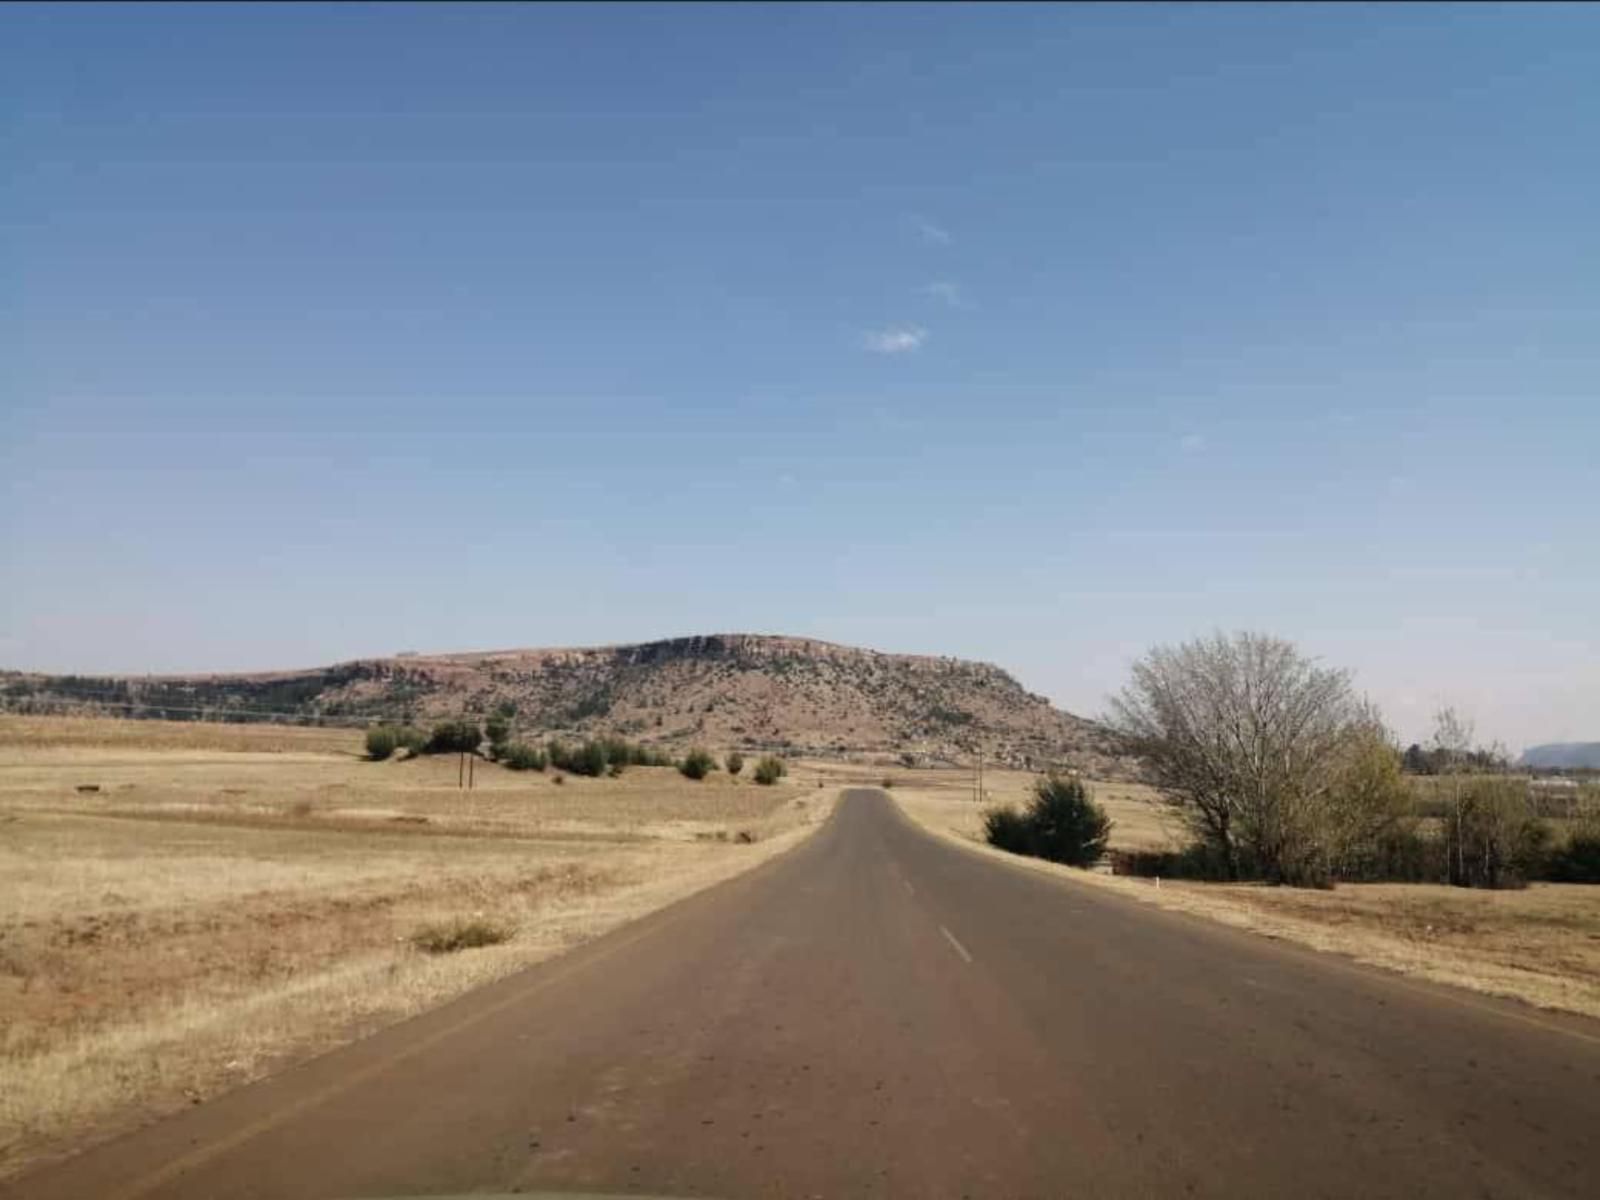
(1106, 631), (1360, 882)
(1429, 706), (1476, 772)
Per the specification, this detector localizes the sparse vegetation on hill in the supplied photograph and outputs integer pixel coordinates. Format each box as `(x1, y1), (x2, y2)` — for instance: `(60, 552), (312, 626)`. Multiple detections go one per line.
(0, 634), (1136, 776)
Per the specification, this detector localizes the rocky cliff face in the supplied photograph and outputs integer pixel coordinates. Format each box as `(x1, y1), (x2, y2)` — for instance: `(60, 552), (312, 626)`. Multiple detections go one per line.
(1, 634), (1134, 774)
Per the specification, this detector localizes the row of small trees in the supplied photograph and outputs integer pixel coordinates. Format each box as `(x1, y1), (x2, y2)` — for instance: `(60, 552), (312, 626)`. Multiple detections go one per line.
(1104, 631), (1599, 889)
(365, 720), (787, 785)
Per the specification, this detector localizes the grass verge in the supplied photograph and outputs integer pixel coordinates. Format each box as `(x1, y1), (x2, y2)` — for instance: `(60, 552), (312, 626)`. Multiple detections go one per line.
(892, 780), (1600, 1023)
(0, 717), (837, 1180)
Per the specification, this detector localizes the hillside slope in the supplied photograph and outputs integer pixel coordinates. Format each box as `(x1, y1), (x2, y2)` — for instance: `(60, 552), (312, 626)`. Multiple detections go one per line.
(0, 634), (1132, 774)
(1520, 742), (1600, 771)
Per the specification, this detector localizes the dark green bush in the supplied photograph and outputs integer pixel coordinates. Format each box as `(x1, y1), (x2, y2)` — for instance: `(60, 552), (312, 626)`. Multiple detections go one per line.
(1107, 844), (1234, 880)
(597, 735), (632, 773)
(423, 719), (482, 755)
(982, 806), (1035, 855)
(983, 774), (1112, 868)
(365, 726), (399, 761)
(395, 726), (427, 755)
(1026, 775), (1112, 866)
(680, 747), (717, 780)
(484, 713), (512, 755)
(725, 751), (745, 777)
(1546, 831), (1600, 883)
(753, 755), (787, 786)
(546, 739), (609, 777)
(500, 742), (547, 772)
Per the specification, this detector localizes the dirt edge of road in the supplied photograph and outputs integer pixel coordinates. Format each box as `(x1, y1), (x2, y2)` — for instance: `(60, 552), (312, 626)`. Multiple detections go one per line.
(891, 789), (1600, 1027)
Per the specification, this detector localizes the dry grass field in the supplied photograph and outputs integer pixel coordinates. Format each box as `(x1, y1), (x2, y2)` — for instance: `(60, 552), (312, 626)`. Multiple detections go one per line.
(0, 717), (836, 1179)
(891, 769), (1600, 1022)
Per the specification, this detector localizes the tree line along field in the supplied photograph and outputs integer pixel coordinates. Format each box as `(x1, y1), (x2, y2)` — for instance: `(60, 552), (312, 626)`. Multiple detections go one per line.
(0, 715), (834, 1181)
(887, 764), (1600, 1019)
(886, 630), (1600, 1024)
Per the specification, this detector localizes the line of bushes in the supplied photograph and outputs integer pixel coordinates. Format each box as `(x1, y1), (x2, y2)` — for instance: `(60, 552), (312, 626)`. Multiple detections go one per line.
(544, 736), (676, 777)
(499, 742), (548, 772)
(1106, 788), (1600, 888)
(367, 722), (797, 795)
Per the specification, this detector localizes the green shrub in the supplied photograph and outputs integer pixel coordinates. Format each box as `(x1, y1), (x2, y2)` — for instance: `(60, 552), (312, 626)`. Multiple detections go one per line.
(410, 919), (513, 954)
(484, 713), (512, 755)
(982, 806), (1034, 855)
(576, 740), (609, 777)
(983, 774), (1112, 868)
(680, 747), (717, 780)
(753, 755), (787, 786)
(365, 726), (399, 761)
(725, 752), (745, 776)
(1026, 775), (1112, 866)
(1546, 831), (1600, 883)
(880, 777), (894, 789)
(395, 726), (427, 755)
(500, 742), (547, 772)
(423, 719), (481, 755)
(547, 737), (642, 777)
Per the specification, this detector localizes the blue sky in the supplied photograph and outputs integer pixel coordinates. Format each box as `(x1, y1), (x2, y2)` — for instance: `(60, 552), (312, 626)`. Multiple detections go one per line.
(4, 4), (1597, 749)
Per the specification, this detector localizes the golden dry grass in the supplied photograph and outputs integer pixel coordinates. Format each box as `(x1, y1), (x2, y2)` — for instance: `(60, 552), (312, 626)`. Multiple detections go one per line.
(0, 717), (835, 1179)
(892, 770), (1600, 1023)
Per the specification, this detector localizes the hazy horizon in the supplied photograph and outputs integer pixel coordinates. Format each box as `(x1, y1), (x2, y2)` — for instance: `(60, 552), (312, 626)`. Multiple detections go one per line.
(5, 6), (1597, 752)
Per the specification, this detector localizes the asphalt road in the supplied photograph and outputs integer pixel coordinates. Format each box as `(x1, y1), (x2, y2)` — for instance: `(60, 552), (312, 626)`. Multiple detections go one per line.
(10, 789), (1600, 1200)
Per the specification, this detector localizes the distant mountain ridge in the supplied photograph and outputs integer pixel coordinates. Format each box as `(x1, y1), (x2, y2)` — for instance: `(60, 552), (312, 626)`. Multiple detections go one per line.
(0, 633), (1135, 775)
(1520, 743), (1600, 771)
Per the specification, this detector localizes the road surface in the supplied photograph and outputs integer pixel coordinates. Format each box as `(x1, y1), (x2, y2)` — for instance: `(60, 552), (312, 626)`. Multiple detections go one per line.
(9, 790), (1600, 1199)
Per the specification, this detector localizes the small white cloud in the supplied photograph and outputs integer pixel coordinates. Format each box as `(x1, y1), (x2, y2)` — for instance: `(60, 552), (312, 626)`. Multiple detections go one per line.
(1179, 433), (1207, 454)
(922, 280), (964, 307)
(910, 215), (951, 245)
(863, 325), (928, 355)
